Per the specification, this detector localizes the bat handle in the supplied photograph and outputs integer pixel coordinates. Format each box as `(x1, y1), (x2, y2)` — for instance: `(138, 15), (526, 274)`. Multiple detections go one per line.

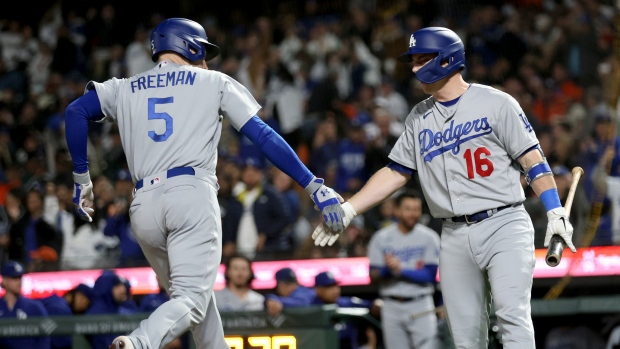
(545, 235), (566, 267)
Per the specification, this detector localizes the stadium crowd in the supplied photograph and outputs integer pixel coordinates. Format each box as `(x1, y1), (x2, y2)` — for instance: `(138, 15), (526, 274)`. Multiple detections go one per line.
(0, 0), (617, 347)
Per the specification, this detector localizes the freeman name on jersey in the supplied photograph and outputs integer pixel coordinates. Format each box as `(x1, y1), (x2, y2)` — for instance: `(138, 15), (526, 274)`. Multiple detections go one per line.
(130, 71), (197, 93)
(419, 117), (493, 162)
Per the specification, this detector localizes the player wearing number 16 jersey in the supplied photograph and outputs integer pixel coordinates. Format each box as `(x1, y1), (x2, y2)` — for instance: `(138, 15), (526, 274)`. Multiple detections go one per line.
(311, 27), (577, 348)
(65, 18), (345, 349)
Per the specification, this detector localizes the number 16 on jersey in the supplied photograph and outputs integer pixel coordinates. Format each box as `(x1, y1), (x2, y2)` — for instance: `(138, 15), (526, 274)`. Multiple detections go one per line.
(463, 147), (494, 179)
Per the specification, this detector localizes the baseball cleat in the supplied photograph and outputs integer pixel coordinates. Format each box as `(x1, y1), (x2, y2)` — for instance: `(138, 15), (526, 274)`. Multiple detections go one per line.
(110, 336), (135, 349)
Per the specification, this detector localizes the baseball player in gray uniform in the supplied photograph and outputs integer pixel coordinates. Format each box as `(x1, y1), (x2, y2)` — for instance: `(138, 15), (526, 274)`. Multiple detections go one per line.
(64, 18), (345, 349)
(367, 189), (440, 349)
(313, 27), (577, 348)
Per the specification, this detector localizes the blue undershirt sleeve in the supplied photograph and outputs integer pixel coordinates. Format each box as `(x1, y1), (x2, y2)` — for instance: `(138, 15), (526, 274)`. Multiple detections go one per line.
(65, 89), (104, 173)
(387, 161), (415, 176)
(240, 115), (315, 187)
(400, 264), (438, 284)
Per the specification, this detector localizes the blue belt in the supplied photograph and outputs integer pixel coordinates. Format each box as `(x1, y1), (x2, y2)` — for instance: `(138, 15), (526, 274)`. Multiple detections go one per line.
(134, 167), (195, 191)
(446, 204), (516, 224)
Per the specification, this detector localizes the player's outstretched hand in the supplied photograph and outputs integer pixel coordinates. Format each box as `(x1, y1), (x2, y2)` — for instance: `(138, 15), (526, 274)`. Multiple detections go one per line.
(305, 177), (346, 233)
(312, 223), (340, 247)
(72, 172), (94, 222)
(544, 207), (576, 253)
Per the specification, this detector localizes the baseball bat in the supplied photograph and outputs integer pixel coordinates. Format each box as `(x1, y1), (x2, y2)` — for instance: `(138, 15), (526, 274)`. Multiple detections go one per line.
(545, 166), (584, 267)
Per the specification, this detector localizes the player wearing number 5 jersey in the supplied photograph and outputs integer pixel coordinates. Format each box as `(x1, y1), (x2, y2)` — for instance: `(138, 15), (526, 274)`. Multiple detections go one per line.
(64, 18), (345, 349)
(312, 27), (577, 348)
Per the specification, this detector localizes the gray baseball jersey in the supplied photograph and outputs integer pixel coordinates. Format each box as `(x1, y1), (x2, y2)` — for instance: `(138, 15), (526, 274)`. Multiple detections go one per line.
(388, 84), (538, 218)
(87, 60), (260, 184)
(214, 287), (265, 312)
(87, 60), (262, 349)
(387, 83), (539, 348)
(368, 223), (441, 349)
(368, 223), (439, 298)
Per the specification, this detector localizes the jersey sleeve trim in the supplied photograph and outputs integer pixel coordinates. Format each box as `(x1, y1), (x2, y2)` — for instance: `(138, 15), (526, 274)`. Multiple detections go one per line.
(386, 161), (415, 176)
(234, 105), (262, 131)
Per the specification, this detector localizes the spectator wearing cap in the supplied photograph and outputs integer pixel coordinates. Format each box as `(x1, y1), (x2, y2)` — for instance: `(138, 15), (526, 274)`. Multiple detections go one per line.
(264, 267), (315, 316)
(311, 271), (380, 349)
(336, 119), (368, 194)
(40, 283), (95, 349)
(0, 260), (51, 349)
(85, 270), (129, 349)
(119, 278), (139, 315)
(8, 187), (62, 272)
(231, 157), (293, 260)
(215, 254), (264, 312)
(103, 175), (147, 267)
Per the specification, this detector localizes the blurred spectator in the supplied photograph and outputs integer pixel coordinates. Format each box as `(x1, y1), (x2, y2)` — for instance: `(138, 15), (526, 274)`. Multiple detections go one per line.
(545, 321), (606, 349)
(364, 106), (400, 177)
(85, 270), (128, 349)
(139, 276), (168, 313)
(367, 189), (441, 349)
(215, 254), (264, 312)
(264, 267), (315, 316)
(264, 62), (306, 151)
(375, 76), (408, 123)
(119, 278), (139, 314)
(309, 117), (340, 182)
(104, 171), (147, 267)
(124, 25), (152, 78)
(336, 119), (368, 194)
(8, 188), (62, 272)
(218, 164), (243, 263)
(232, 157), (292, 260)
(40, 283), (95, 349)
(270, 167), (312, 249)
(311, 271), (380, 349)
(0, 261), (51, 349)
(44, 180), (117, 270)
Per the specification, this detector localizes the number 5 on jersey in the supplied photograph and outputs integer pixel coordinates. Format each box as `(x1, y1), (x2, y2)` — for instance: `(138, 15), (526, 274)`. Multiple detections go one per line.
(463, 147), (494, 179)
(148, 97), (174, 142)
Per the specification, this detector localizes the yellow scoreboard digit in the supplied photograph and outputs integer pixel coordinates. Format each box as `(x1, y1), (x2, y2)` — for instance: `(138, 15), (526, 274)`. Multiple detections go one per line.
(225, 335), (297, 349)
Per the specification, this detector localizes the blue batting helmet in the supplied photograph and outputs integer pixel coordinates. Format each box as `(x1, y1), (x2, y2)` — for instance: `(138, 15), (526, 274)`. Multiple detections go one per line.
(150, 18), (220, 62)
(398, 27), (465, 84)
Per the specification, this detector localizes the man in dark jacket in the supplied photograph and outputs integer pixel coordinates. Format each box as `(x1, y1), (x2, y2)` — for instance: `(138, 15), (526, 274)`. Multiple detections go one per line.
(233, 157), (293, 260)
(8, 189), (61, 271)
(85, 270), (128, 349)
(40, 283), (95, 349)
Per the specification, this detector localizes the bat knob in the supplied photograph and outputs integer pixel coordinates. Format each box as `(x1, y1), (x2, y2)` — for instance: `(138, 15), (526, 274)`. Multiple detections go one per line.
(545, 235), (566, 267)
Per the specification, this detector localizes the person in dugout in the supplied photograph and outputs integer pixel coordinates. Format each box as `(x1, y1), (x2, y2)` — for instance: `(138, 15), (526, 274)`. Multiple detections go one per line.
(0, 260), (51, 349)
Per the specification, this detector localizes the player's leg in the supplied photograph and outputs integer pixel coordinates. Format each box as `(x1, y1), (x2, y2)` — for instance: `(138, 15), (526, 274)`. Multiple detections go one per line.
(440, 222), (490, 348)
(406, 296), (440, 349)
(188, 292), (226, 349)
(406, 296), (441, 349)
(484, 208), (536, 348)
(128, 176), (225, 349)
(381, 299), (412, 349)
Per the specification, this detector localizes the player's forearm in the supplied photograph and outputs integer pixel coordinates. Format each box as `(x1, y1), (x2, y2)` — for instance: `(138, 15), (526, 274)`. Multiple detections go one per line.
(65, 101), (91, 173)
(65, 90), (105, 173)
(349, 167), (409, 215)
(399, 265), (438, 284)
(240, 116), (314, 187)
(518, 148), (560, 211)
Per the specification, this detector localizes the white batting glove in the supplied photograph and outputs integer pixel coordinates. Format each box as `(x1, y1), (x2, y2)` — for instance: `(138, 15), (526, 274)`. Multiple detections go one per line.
(72, 172), (94, 222)
(544, 207), (576, 253)
(312, 202), (357, 246)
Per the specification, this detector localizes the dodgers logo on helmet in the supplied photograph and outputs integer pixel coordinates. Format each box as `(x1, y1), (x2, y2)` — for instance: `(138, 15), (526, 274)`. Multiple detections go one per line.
(409, 35), (416, 47)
